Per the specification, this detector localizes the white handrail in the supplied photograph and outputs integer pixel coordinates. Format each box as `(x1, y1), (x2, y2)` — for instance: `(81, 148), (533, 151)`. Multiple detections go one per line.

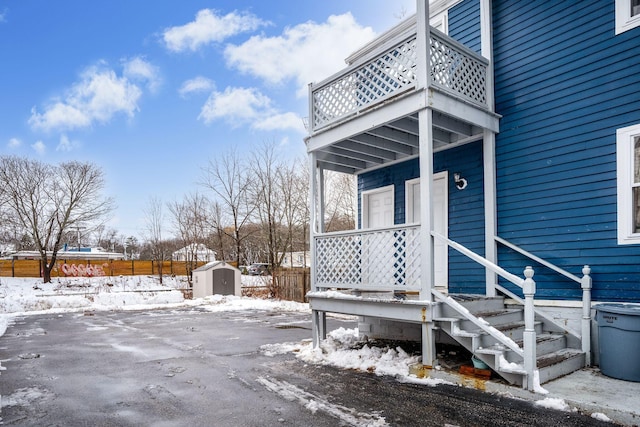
(495, 236), (580, 283)
(432, 288), (524, 356)
(431, 231), (524, 288)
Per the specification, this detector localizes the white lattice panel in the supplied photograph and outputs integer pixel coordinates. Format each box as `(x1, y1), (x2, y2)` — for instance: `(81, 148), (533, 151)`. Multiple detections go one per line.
(311, 30), (488, 132)
(430, 32), (487, 106)
(312, 36), (418, 130)
(314, 226), (421, 290)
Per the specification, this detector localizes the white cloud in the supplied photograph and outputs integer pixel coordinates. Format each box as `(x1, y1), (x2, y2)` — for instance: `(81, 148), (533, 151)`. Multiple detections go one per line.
(28, 62), (143, 132)
(179, 76), (215, 98)
(123, 56), (161, 93)
(225, 13), (376, 96)
(163, 9), (268, 53)
(8, 137), (21, 148)
(31, 141), (46, 155)
(0, 8), (7, 23)
(56, 134), (80, 152)
(199, 86), (271, 125)
(254, 112), (305, 133)
(198, 86), (304, 133)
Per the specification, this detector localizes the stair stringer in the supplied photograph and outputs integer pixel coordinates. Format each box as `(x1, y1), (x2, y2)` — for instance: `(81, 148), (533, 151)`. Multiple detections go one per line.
(436, 318), (525, 386)
(432, 290), (527, 386)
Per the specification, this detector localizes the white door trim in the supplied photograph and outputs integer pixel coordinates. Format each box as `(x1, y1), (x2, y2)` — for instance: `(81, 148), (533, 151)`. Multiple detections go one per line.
(405, 172), (449, 288)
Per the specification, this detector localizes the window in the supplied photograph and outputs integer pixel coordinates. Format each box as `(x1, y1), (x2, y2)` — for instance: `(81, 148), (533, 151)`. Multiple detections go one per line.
(615, 0), (640, 34)
(430, 10), (449, 34)
(617, 123), (640, 244)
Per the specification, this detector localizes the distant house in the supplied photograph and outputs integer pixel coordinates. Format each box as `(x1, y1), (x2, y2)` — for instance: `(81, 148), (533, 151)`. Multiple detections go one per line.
(278, 251), (310, 268)
(305, 0), (640, 390)
(172, 244), (216, 263)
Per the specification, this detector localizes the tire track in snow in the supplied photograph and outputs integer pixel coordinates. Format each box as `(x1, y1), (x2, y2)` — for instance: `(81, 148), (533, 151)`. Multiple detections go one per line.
(256, 377), (388, 426)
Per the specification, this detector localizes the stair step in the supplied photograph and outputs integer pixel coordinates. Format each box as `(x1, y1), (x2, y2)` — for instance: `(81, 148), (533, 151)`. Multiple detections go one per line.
(515, 333), (568, 356)
(443, 294), (506, 316)
(537, 348), (585, 384)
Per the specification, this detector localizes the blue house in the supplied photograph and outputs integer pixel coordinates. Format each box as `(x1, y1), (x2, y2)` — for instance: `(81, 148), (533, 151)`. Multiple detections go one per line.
(305, 0), (640, 390)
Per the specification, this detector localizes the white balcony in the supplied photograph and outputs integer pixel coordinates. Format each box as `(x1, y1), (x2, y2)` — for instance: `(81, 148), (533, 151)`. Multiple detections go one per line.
(311, 27), (489, 132)
(306, 20), (499, 176)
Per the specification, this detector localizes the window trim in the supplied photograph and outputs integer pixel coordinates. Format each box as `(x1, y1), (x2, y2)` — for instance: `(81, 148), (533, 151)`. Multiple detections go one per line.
(616, 123), (640, 244)
(615, 0), (640, 35)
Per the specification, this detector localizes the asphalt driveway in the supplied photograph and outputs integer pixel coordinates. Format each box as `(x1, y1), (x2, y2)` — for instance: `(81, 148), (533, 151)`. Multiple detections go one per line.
(0, 307), (614, 426)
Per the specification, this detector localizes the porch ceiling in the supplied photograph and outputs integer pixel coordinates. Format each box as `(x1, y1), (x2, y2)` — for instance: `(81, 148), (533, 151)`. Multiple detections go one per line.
(315, 111), (483, 175)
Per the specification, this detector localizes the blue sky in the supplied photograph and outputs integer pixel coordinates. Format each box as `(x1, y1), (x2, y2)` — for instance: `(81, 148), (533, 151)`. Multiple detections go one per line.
(0, 0), (415, 239)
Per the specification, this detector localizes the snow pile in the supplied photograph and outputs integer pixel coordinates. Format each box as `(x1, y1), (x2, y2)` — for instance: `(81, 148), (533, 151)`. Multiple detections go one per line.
(196, 294), (309, 313)
(591, 412), (611, 422)
(0, 275), (311, 335)
(0, 276), (189, 314)
(535, 397), (571, 411)
(261, 327), (449, 387)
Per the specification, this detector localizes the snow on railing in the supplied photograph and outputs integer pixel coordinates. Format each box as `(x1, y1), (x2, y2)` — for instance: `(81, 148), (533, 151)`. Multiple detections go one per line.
(314, 224), (421, 291)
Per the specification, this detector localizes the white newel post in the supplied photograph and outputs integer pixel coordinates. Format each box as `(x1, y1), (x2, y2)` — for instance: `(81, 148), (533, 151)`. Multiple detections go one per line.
(581, 265), (592, 366)
(522, 266), (537, 390)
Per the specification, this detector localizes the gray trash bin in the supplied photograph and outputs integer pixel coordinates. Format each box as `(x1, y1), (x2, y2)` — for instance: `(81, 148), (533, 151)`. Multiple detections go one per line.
(596, 304), (640, 382)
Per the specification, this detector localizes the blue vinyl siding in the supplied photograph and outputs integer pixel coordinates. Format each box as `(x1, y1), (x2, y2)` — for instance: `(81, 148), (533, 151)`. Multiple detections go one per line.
(449, 0), (481, 54)
(358, 141), (486, 293)
(493, 0), (640, 302)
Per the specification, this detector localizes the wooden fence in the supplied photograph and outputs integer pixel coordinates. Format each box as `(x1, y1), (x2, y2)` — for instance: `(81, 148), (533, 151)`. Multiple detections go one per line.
(0, 259), (209, 278)
(272, 268), (310, 303)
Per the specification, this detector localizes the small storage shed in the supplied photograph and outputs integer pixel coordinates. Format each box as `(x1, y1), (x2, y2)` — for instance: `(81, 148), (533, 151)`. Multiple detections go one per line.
(192, 261), (241, 298)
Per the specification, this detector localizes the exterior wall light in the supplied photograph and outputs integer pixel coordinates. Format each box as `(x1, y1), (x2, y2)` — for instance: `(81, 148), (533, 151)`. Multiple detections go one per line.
(454, 173), (468, 190)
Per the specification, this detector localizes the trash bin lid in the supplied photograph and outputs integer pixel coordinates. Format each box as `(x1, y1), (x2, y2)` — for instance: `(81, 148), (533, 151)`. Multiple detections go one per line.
(596, 303), (640, 316)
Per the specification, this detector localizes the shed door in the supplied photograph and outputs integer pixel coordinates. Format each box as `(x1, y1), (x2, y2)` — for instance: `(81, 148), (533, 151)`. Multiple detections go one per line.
(213, 268), (235, 295)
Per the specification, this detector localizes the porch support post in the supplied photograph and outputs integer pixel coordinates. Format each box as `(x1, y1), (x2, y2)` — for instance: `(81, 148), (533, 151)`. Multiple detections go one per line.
(481, 0), (498, 297)
(522, 266), (537, 390)
(309, 151), (326, 347)
(416, 0), (436, 367)
(483, 132), (497, 297)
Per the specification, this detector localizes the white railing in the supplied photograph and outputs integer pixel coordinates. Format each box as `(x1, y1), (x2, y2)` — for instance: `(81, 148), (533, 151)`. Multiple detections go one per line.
(314, 224), (421, 291)
(495, 236), (592, 365)
(310, 28), (488, 131)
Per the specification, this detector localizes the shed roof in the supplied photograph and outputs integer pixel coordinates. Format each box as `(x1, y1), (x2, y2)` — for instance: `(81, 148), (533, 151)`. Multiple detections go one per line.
(192, 261), (238, 272)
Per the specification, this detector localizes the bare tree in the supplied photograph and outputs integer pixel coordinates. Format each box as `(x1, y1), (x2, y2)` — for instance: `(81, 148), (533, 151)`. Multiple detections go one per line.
(251, 141), (291, 269)
(143, 196), (167, 284)
(324, 171), (356, 232)
(168, 192), (211, 282)
(0, 156), (114, 282)
(278, 157), (310, 267)
(201, 149), (255, 266)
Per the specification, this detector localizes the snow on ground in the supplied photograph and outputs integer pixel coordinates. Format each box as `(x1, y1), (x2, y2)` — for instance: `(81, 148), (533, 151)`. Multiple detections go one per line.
(260, 327), (452, 387)
(0, 275), (308, 329)
(0, 275), (282, 315)
(0, 275), (444, 388)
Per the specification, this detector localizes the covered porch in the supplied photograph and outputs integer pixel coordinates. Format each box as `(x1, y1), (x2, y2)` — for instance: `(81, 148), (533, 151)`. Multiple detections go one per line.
(305, 3), (591, 390)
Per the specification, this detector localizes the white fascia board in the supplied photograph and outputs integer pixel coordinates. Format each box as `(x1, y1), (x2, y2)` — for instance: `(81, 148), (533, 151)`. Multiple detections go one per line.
(306, 90), (428, 153)
(428, 88), (500, 133)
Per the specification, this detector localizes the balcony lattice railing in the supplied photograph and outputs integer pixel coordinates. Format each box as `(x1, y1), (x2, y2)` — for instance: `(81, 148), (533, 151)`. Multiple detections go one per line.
(310, 28), (488, 131)
(314, 224), (421, 291)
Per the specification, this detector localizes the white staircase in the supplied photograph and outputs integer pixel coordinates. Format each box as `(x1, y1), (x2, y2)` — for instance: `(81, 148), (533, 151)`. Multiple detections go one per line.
(434, 294), (586, 387)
